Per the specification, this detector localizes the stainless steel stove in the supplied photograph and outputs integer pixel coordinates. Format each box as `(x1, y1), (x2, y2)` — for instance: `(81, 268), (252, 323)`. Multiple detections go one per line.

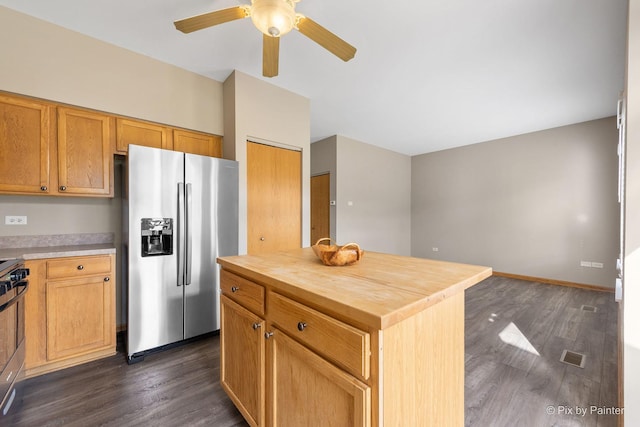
(0, 258), (29, 416)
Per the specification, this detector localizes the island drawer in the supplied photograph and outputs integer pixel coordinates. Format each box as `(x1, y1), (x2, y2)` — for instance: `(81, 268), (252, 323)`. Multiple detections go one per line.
(47, 255), (112, 279)
(220, 269), (265, 316)
(268, 292), (370, 380)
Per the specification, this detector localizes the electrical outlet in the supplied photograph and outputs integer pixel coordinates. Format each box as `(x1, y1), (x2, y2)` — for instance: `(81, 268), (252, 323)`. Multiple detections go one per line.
(432, 247), (439, 252)
(5, 215), (27, 225)
(591, 262), (604, 269)
(580, 261), (592, 267)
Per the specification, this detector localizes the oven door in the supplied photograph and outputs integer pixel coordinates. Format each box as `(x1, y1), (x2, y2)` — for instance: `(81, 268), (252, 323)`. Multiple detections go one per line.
(0, 280), (27, 414)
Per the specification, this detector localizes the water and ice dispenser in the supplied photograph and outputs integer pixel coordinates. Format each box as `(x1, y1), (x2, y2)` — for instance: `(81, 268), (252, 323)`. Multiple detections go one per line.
(141, 218), (173, 257)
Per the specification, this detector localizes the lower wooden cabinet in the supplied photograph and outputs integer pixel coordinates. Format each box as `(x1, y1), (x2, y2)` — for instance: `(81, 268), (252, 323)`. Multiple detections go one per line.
(220, 295), (265, 427)
(24, 254), (116, 377)
(268, 330), (370, 427)
(219, 270), (371, 427)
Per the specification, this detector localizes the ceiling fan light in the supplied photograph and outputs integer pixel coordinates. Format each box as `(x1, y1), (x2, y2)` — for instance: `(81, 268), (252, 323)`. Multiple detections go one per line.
(250, 0), (297, 37)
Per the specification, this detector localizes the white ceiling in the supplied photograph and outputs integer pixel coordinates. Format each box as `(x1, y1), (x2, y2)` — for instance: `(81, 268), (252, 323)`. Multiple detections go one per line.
(0, 0), (628, 155)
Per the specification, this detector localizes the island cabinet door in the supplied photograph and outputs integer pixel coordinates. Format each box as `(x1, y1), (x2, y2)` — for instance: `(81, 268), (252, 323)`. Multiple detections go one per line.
(267, 329), (371, 427)
(220, 295), (266, 427)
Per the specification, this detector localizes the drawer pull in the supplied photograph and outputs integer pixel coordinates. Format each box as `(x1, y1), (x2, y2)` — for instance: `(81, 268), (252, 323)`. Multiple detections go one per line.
(264, 331), (274, 339)
(231, 286), (239, 293)
(297, 322), (307, 331)
(77, 265), (84, 270)
(252, 322), (261, 330)
(104, 277), (110, 282)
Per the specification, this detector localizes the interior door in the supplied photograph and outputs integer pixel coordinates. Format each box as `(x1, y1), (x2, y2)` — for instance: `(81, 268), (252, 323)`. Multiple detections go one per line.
(247, 141), (302, 254)
(310, 173), (330, 245)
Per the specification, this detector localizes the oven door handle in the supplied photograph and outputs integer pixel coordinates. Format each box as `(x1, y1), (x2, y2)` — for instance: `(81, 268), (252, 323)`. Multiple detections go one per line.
(0, 281), (28, 312)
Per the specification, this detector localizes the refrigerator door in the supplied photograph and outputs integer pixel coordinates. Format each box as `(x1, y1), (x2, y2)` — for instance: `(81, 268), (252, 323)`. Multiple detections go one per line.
(184, 153), (238, 338)
(128, 145), (185, 356)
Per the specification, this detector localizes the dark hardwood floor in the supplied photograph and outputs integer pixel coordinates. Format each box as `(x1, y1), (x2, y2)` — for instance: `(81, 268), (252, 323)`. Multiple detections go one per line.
(5, 334), (249, 427)
(4, 276), (619, 426)
(465, 276), (619, 427)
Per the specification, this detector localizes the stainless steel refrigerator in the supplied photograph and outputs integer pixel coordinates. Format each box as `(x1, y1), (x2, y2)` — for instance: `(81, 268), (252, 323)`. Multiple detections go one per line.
(126, 144), (238, 363)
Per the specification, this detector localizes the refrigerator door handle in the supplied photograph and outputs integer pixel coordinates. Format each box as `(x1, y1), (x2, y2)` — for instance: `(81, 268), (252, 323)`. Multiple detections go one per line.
(177, 183), (185, 286)
(186, 183), (193, 286)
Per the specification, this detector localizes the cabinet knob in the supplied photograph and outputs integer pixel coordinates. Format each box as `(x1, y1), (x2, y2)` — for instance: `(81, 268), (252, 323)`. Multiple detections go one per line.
(104, 277), (110, 282)
(252, 322), (261, 330)
(40, 185), (47, 191)
(264, 331), (274, 339)
(260, 236), (265, 241)
(77, 265), (84, 270)
(297, 322), (307, 331)
(231, 286), (239, 293)
(60, 185), (67, 191)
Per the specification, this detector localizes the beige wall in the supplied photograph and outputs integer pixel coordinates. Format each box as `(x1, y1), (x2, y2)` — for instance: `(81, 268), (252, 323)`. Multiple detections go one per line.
(311, 135), (412, 256)
(412, 117), (619, 288)
(223, 71), (311, 254)
(0, 6), (224, 135)
(624, 0), (640, 422)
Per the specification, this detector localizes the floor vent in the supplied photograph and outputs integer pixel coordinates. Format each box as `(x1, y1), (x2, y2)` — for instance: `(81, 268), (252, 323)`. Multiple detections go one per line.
(560, 350), (586, 368)
(581, 305), (598, 313)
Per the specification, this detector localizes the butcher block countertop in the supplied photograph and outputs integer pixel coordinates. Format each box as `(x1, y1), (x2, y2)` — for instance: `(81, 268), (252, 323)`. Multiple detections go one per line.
(217, 248), (492, 330)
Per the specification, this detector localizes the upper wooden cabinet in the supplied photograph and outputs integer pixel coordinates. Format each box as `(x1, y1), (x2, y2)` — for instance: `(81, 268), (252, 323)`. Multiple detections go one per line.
(0, 91), (222, 198)
(0, 95), (52, 194)
(115, 118), (222, 158)
(0, 93), (114, 197)
(57, 107), (114, 196)
(173, 129), (222, 158)
(115, 118), (172, 153)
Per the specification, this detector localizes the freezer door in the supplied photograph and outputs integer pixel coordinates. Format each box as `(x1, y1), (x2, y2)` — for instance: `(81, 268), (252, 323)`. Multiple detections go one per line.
(128, 145), (185, 355)
(184, 153), (238, 338)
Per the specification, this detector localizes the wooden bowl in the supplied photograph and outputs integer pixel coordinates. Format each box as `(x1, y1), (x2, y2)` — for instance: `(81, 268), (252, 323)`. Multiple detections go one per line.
(312, 238), (364, 266)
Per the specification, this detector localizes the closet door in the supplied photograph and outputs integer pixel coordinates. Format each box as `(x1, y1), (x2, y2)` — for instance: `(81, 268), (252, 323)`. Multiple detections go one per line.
(247, 141), (301, 254)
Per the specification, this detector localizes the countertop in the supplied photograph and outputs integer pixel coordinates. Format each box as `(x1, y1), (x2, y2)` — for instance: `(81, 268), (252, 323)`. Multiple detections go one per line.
(218, 247), (492, 330)
(0, 244), (116, 261)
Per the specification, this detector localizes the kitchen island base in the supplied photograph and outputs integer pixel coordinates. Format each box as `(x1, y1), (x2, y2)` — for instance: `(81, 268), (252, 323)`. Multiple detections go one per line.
(218, 248), (491, 427)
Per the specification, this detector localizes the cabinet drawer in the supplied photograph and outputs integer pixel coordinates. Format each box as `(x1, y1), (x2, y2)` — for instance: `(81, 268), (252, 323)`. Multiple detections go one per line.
(268, 292), (370, 380)
(47, 256), (112, 279)
(220, 270), (265, 316)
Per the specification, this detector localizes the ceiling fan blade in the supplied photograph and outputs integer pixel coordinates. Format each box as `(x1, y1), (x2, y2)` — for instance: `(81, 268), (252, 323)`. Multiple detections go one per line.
(296, 16), (356, 62)
(263, 35), (280, 78)
(174, 6), (249, 34)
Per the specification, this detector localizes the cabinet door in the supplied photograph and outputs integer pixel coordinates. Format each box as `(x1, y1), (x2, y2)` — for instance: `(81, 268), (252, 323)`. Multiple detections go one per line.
(221, 295), (265, 427)
(0, 94), (51, 194)
(268, 330), (371, 427)
(57, 107), (113, 196)
(46, 275), (115, 361)
(116, 118), (172, 153)
(173, 129), (222, 158)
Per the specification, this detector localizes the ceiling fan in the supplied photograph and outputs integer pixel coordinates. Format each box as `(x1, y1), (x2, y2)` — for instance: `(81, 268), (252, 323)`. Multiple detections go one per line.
(174, 0), (357, 78)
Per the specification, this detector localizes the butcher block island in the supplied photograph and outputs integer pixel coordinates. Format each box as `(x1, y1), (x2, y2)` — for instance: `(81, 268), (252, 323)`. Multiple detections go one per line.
(217, 248), (492, 427)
